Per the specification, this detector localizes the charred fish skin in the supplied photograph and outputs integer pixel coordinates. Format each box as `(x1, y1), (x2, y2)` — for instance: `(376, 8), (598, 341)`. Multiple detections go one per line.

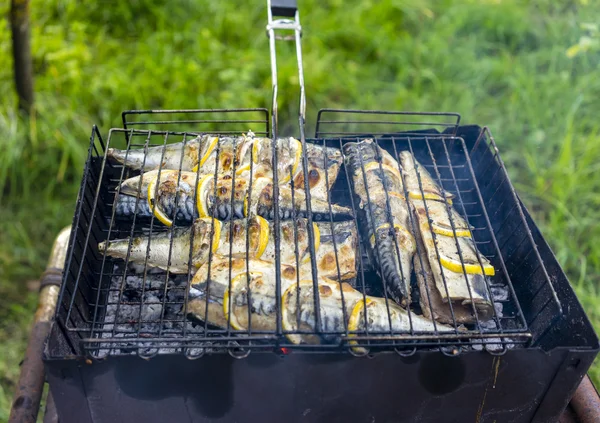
(115, 170), (353, 224)
(107, 135), (343, 201)
(410, 198), (493, 320)
(188, 257), (302, 332)
(412, 223), (480, 325)
(400, 152), (494, 322)
(290, 142), (343, 202)
(114, 194), (152, 218)
(252, 178), (354, 222)
(342, 140), (415, 307)
(99, 218), (358, 280)
(187, 258), (452, 346)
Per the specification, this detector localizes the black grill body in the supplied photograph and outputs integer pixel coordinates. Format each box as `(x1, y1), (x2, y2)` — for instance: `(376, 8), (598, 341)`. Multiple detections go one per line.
(44, 114), (599, 422)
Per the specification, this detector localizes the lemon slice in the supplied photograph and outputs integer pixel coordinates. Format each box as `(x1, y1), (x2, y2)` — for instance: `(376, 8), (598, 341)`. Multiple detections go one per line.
(281, 280), (315, 344)
(205, 217), (222, 254)
(252, 139), (261, 164)
(408, 191), (453, 205)
(364, 162), (402, 181)
(199, 136), (219, 168)
(432, 224), (471, 238)
(146, 176), (173, 227)
(303, 222), (320, 263)
(194, 218), (222, 267)
(439, 256), (495, 276)
(222, 272), (262, 330)
(254, 216), (270, 258)
(369, 223), (409, 245)
(281, 281), (301, 344)
(196, 175), (214, 218)
(280, 138), (303, 184)
(347, 298), (374, 354)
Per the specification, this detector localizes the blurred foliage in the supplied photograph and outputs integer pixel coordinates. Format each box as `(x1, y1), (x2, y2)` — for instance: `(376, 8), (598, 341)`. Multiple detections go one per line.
(1, 0), (600, 418)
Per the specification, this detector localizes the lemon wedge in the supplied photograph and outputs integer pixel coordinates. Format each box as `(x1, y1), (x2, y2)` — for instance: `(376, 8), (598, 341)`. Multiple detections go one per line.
(431, 224), (471, 238)
(347, 298), (374, 354)
(303, 222), (320, 263)
(439, 256), (495, 276)
(408, 191), (453, 205)
(205, 217), (221, 255)
(196, 175), (213, 218)
(146, 176), (173, 227)
(280, 138), (303, 184)
(254, 216), (270, 258)
(252, 139), (261, 164)
(222, 272), (262, 330)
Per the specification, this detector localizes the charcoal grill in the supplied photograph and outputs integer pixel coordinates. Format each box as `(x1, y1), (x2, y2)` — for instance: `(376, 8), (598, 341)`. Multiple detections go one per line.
(38, 1), (598, 422)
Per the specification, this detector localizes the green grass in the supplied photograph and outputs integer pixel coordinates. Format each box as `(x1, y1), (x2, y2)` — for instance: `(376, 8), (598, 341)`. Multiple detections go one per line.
(1, 0), (599, 418)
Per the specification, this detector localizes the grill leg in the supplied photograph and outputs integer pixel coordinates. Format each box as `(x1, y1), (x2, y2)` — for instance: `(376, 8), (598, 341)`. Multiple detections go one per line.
(8, 226), (71, 423)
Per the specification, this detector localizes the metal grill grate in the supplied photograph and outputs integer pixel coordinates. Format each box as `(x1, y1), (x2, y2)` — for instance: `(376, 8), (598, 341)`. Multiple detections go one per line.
(51, 110), (562, 359)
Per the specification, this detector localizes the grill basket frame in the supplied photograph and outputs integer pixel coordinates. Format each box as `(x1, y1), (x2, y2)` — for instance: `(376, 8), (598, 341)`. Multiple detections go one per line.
(46, 110), (582, 358)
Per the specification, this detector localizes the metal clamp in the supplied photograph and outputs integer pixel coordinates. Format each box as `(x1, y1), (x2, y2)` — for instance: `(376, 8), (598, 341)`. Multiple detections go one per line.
(266, 0), (306, 136)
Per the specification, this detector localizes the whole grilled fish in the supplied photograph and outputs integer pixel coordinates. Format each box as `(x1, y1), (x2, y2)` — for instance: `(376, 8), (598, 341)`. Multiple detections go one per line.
(343, 140), (416, 307)
(115, 170), (353, 225)
(107, 135), (343, 201)
(98, 218), (357, 280)
(400, 152), (494, 323)
(187, 257), (452, 347)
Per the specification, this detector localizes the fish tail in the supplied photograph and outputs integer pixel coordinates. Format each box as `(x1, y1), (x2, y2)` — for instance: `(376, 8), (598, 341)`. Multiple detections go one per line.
(107, 147), (145, 170)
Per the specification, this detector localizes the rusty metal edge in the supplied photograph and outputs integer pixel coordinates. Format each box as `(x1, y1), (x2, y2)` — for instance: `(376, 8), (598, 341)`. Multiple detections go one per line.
(568, 374), (600, 423)
(9, 226), (71, 423)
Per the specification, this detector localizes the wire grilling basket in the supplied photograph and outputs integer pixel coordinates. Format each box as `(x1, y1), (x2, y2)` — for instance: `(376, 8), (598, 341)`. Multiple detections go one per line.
(51, 2), (563, 359)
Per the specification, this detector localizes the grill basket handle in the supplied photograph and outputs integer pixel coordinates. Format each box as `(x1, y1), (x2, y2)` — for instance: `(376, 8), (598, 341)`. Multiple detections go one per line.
(271, 0), (297, 17)
(266, 0), (306, 135)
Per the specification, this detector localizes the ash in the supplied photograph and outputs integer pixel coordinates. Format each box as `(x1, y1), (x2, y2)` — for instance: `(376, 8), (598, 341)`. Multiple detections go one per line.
(470, 284), (517, 352)
(96, 262), (205, 358)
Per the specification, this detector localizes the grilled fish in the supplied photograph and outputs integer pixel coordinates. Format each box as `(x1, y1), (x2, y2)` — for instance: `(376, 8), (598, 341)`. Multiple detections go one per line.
(413, 224), (480, 324)
(400, 152), (494, 323)
(98, 218), (357, 280)
(187, 257), (451, 347)
(107, 136), (203, 172)
(107, 135), (343, 201)
(343, 139), (416, 307)
(399, 150), (455, 204)
(115, 171), (353, 225)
